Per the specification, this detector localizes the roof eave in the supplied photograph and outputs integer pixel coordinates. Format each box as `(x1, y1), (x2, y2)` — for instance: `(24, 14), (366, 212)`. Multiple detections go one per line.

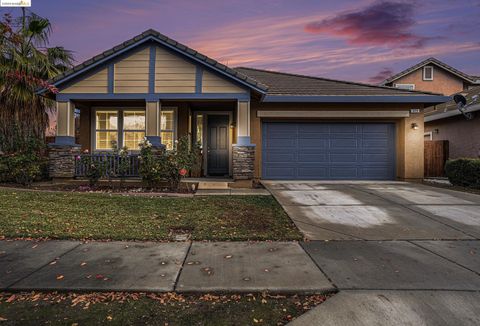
(425, 103), (480, 122)
(262, 95), (451, 103)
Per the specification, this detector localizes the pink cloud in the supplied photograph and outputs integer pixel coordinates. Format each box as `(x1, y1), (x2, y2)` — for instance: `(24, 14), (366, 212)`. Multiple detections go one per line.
(368, 67), (395, 84)
(305, 1), (432, 48)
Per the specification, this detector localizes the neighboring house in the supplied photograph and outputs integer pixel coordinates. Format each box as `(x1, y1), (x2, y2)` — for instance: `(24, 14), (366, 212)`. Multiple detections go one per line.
(38, 29), (448, 182)
(424, 86), (480, 159)
(381, 57), (480, 95)
(381, 57), (480, 160)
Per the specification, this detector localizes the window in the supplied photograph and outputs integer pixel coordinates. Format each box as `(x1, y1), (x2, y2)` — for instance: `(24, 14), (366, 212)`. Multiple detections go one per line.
(160, 108), (177, 150)
(394, 83), (415, 90)
(94, 109), (145, 151)
(123, 111), (145, 150)
(195, 114), (204, 148)
(95, 111), (118, 150)
(94, 108), (175, 151)
(423, 66), (433, 81)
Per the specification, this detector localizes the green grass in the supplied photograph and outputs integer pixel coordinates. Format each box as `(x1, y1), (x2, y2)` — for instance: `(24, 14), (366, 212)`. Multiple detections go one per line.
(0, 188), (302, 241)
(0, 293), (327, 326)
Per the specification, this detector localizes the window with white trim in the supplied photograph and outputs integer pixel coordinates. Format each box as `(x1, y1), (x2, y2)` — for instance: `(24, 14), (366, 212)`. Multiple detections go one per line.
(123, 111), (145, 150)
(94, 109), (145, 151)
(394, 83), (415, 90)
(160, 108), (177, 150)
(95, 111), (118, 150)
(423, 66), (433, 81)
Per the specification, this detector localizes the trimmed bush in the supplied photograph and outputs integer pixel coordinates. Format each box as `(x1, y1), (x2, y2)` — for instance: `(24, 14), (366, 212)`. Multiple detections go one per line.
(445, 158), (480, 189)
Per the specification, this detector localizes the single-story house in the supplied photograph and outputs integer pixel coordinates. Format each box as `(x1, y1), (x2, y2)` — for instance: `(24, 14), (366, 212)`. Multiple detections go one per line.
(39, 29), (449, 182)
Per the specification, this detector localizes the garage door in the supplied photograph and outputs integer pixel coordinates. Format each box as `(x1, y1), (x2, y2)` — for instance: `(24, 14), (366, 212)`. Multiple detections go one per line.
(262, 122), (395, 180)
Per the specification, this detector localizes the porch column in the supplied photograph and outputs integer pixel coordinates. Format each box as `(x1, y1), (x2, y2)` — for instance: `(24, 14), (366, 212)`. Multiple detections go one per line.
(145, 100), (164, 149)
(233, 100), (255, 180)
(48, 101), (80, 179)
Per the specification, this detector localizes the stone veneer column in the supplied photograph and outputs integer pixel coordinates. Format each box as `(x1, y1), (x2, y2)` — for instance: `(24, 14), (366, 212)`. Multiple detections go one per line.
(233, 100), (255, 180)
(48, 144), (81, 178)
(232, 145), (255, 180)
(48, 101), (80, 179)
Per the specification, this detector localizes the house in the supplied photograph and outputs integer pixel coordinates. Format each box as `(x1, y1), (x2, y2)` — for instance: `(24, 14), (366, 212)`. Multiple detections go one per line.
(381, 57), (480, 161)
(381, 57), (480, 95)
(424, 86), (480, 159)
(39, 29), (449, 182)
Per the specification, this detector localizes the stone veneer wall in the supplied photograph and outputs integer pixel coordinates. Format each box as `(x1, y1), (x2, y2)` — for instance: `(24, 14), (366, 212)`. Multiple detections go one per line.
(232, 145), (255, 180)
(48, 145), (81, 179)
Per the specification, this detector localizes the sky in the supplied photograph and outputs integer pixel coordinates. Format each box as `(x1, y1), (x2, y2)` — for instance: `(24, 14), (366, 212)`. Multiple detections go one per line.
(3, 0), (480, 83)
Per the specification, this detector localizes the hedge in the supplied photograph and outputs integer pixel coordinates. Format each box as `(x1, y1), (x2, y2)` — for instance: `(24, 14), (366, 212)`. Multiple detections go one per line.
(445, 158), (480, 189)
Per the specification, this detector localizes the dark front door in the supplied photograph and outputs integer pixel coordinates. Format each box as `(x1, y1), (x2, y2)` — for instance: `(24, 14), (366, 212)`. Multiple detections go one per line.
(207, 115), (229, 176)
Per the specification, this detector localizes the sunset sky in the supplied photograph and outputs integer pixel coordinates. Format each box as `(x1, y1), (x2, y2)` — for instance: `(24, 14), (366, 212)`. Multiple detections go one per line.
(4, 0), (480, 83)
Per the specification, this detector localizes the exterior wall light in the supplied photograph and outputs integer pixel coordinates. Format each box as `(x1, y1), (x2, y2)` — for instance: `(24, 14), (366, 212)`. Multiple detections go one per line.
(411, 123), (419, 130)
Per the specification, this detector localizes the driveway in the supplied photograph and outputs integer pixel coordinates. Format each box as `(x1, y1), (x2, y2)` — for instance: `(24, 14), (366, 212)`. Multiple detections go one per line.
(263, 180), (480, 240)
(262, 181), (480, 325)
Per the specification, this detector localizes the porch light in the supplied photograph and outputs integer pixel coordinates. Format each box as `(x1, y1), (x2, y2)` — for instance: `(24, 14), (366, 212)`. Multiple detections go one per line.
(411, 123), (419, 130)
(230, 122), (235, 129)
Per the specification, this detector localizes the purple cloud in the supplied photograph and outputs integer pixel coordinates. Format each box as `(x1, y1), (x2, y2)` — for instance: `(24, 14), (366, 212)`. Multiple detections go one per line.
(369, 67), (395, 84)
(305, 1), (431, 48)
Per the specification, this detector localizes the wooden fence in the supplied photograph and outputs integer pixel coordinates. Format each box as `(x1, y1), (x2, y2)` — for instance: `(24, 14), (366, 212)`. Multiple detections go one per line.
(424, 140), (449, 177)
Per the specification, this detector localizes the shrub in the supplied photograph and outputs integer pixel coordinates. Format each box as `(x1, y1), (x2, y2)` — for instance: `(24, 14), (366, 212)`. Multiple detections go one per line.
(139, 136), (201, 190)
(445, 158), (480, 189)
(79, 151), (107, 187)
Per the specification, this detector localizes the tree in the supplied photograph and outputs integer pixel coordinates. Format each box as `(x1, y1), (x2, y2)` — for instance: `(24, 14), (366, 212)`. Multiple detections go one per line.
(0, 9), (74, 152)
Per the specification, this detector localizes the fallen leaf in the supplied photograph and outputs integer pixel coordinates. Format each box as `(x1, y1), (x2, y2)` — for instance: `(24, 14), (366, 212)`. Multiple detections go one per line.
(107, 315), (113, 321)
(6, 295), (15, 303)
(80, 262), (87, 266)
(56, 275), (64, 280)
(0, 316), (7, 321)
(49, 261), (57, 265)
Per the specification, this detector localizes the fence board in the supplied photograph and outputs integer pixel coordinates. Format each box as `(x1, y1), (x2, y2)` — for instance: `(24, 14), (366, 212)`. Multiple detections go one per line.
(424, 140), (449, 177)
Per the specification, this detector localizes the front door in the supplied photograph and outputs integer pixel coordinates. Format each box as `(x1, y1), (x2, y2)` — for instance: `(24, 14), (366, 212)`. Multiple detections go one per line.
(207, 115), (229, 176)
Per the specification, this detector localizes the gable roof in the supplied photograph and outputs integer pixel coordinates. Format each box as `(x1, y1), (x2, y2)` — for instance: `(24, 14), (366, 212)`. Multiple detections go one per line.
(380, 57), (479, 86)
(236, 67), (447, 102)
(41, 29), (268, 94)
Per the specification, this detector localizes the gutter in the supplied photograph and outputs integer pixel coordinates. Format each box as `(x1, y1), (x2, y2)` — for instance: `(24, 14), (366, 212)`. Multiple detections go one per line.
(262, 95), (451, 103)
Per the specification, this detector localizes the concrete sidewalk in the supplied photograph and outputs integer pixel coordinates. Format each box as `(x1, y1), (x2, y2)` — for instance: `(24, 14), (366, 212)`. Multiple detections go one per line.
(0, 240), (333, 293)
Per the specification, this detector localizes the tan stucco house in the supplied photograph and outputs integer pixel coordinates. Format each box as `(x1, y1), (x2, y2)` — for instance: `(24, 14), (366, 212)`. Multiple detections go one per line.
(39, 30), (449, 182)
(382, 57), (480, 160)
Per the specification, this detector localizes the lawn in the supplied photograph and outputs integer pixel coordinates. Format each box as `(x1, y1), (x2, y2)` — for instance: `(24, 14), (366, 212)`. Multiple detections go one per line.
(0, 188), (302, 241)
(0, 292), (327, 326)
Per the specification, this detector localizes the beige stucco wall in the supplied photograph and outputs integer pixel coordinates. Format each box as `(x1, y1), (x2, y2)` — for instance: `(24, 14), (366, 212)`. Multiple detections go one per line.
(425, 115), (480, 158)
(390, 67), (465, 95)
(250, 102), (425, 181)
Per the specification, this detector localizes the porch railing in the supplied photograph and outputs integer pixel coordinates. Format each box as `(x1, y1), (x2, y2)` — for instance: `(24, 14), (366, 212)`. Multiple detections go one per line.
(74, 153), (141, 178)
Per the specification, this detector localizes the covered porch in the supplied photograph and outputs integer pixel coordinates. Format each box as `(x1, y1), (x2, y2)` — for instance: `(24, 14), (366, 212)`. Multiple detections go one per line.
(50, 97), (255, 181)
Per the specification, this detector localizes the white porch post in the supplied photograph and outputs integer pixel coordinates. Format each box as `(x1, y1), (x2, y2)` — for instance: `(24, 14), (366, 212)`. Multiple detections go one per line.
(49, 100), (80, 179)
(145, 100), (164, 148)
(54, 100), (76, 145)
(233, 100), (255, 180)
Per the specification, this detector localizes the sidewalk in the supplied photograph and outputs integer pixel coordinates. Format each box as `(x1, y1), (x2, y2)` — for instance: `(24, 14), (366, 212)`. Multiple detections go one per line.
(0, 240), (333, 293)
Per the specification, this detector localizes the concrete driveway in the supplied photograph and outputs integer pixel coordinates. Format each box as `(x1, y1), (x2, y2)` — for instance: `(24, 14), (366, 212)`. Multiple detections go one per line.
(263, 181), (480, 240)
(262, 181), (480, 325)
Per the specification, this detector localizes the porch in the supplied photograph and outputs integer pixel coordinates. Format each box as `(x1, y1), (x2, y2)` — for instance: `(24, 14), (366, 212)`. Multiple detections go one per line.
(49, 98), (255, 181)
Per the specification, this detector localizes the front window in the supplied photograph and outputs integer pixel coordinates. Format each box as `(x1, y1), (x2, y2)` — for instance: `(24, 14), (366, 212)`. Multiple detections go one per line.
(123, 111), (145, 150)
(95, 111), (118, 150)
(161, 109), (176, 150)
(94, 108), (175, 151)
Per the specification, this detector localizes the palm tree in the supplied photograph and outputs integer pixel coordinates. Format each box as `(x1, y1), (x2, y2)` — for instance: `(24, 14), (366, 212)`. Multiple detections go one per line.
(0, 9), (74, 152)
